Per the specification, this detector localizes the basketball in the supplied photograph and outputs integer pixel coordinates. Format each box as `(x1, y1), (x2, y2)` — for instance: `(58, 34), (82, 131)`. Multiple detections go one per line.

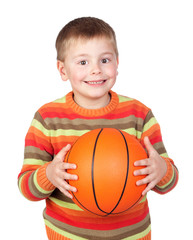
(65, 128), (147, 216)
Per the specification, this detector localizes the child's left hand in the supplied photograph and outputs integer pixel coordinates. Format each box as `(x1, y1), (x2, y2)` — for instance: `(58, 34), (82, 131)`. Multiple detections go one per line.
(134, 136), (167, 196)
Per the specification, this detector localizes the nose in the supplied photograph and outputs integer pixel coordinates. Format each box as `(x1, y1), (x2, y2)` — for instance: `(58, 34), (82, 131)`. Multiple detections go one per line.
(90, 62), (101, 75)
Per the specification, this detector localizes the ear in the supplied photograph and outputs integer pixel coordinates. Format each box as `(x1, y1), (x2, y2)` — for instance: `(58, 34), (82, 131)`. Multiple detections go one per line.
(57, 60), (68, 81)
(116, 57), (119, 76)
(116, 57), (119, 66)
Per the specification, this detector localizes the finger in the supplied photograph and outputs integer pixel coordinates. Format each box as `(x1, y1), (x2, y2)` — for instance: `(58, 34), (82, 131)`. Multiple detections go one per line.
(59, 187), (74, 199)
(144, 136), (155, 154)
(142, 181), (156, 196)
(60, 162), (77, 170)
(55, 144), (71, 161)
(59, 181), (77, 198)
(63, 181), (77, 193)
(62, 172), (78, 181)
(136, 174), (152, 186)
(57, 169), (78, 181)
(134, 166), (152, 176)
(134, 158), (150, 167)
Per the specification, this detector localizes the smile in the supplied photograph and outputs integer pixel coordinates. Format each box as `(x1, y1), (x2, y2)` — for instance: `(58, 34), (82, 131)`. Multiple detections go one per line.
(85, 80), (106, 85)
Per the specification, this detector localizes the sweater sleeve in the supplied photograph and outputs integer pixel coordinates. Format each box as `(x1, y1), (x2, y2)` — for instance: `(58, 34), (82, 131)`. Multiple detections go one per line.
(18, 111), (55, 201)
(140, 110), (179, 194)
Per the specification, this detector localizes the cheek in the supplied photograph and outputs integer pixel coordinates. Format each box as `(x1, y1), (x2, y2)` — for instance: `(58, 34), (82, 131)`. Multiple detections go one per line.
(105, 65), (118, 78)
(68, 67), (87, 83)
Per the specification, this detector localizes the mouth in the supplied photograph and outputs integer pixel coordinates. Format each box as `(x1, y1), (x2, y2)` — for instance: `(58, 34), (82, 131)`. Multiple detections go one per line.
(84, 80), (107, 85)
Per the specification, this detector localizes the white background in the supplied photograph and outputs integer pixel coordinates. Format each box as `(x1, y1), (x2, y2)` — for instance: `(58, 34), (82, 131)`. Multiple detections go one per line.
(0, 0), (192, 239)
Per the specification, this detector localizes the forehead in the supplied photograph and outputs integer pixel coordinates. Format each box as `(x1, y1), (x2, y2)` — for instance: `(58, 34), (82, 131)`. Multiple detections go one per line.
(66, 37), (116, 56)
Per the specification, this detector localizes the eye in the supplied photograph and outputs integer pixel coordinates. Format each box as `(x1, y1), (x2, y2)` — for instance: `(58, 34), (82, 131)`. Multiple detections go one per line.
(79, 60), (88, 65)
(101, 58), (110, 64)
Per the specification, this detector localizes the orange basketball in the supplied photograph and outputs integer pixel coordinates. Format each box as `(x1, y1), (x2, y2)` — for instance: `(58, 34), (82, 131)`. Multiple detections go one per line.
(65, 128), (147, 216)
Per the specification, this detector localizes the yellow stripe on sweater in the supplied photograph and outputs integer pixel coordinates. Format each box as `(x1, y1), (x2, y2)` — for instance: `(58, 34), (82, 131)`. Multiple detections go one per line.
(118, 95), (133, 103)
(143, 117), (158, 132)
(31, 119), (89, 137)
(31, 119), (50, 136)
(31, 119), (143, 139)
(24, 158), (47, 166)
(49, 197), (83, 211)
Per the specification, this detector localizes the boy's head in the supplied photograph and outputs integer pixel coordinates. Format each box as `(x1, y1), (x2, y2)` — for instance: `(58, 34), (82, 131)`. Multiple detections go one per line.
(56, 17), (119, 110)
(56, 17), (118, 62)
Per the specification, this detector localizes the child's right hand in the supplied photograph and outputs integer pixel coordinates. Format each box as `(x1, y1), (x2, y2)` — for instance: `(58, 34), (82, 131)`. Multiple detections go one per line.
(46, 144), (78, 199)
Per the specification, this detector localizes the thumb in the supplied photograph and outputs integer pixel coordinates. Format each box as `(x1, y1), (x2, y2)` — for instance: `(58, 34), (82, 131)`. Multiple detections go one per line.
(55, 144), (71, 161)
(144, 136), (154, 155)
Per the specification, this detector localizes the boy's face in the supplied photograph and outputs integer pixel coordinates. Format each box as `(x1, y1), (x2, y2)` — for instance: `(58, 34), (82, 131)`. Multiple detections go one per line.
(58, 37), (119, 109)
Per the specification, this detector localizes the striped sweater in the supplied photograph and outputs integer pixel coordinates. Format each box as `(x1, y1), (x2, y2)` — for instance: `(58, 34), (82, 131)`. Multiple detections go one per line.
(18, 90), (178, 240)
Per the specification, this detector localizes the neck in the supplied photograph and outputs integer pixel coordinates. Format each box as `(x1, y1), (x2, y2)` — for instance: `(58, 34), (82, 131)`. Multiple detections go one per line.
(73, 93), (111, 109)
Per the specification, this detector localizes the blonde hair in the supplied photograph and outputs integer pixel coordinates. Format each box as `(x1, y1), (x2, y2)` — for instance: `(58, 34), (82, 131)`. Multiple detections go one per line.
(56, 17), (118, 61)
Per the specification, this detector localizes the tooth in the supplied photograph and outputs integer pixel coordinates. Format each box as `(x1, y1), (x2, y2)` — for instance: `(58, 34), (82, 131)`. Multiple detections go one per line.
(88, 81), (104, 84)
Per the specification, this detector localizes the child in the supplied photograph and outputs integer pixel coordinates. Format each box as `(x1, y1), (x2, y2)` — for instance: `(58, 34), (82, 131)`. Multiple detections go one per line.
(18, 17), (178, 240)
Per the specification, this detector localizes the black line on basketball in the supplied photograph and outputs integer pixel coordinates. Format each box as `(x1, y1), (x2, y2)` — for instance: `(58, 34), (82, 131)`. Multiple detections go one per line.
(65, 130), (107, 216)
(92, 128), (130, 216)
(91, 128), (107, 214)
(110, 194), (144, 215)
(70, 192), (106, 216)
(104, 129), (130, 215)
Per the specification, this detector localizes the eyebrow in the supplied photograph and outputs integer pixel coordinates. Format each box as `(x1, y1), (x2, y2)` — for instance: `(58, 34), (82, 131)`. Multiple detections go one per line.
(74, 54), (89, 58)
(101, 52), (114, 56)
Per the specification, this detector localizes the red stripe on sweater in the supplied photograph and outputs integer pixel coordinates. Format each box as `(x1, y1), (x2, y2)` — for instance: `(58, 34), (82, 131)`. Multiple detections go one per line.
(45, 208), (149, 230)
(150, 136), (162, 145)
(25, 139), (53, 155)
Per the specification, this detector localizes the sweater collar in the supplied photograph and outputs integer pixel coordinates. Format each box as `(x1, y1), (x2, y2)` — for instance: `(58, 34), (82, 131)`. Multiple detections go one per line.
(66, 90), (119, 117)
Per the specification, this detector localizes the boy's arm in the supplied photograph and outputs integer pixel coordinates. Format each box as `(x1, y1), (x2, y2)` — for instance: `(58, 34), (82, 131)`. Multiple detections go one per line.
(138, 110), (179, 194)
(18, 111), (55, 201)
